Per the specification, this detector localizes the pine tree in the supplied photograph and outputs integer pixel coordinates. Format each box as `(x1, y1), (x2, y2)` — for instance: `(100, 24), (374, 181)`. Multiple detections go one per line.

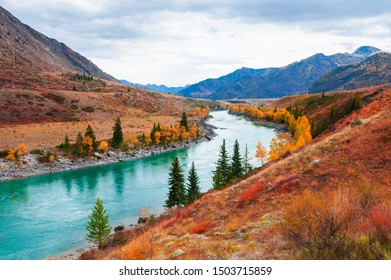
(111, 117), (123, 149)
(212, 139), (230, 189)
(186, 162), (201, 204)
(85, 125), (98, 151)
(62, 134), (71, 155)
(165, 157), (186, 208)
(242, 144), (253, 173)
(212, 165), (223, 190)
(180, 112), (189, 131)
(86, 198), (112, 248)
(231, 139), (243, 178)
(151, 123), (156, 144)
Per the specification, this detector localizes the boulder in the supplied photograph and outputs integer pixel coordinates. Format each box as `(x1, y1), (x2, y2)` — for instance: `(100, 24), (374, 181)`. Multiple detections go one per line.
(94, 152), (102, 158)
(138, 217), (149, 224)
(114, 225), (125, 232)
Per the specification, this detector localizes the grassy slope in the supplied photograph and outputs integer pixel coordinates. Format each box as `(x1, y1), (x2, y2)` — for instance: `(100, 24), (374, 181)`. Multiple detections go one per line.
(0, 74), (219, 150)
(81, 87), (390, 260)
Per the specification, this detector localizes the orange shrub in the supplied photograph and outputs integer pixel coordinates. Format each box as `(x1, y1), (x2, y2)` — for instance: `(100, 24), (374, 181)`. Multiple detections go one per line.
(237, 183), (264, 207)
(191, 221), (211, 234)
(122, 235), (157, 260)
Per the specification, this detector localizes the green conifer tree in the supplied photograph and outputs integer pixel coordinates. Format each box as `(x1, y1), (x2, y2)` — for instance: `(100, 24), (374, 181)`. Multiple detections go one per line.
(231, 139), (243, 178)
(111, 117), (123, 149)
(62, 134), (71, 155)
(86, 198), (112, 248)
(242, 144), (253, 173)
(180, 112), (189, 131)
(165, 157), (186, 208)
(212, 139), (230, 189)
(186, 162), (202, 204)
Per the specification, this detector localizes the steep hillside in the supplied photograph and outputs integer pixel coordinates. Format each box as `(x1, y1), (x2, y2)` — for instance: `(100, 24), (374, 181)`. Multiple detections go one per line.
(309, 52), (391, 93)
(0, 6), (116, 86)
(179, 46), (380, 99)
(79, 88), (391, 260)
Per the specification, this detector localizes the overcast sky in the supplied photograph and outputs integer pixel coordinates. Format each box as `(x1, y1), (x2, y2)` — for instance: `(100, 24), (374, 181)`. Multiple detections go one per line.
(1, 0), (391, 86)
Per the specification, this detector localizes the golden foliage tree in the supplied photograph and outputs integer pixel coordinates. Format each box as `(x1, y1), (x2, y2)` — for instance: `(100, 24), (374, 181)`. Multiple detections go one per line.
(255, 141), (267, 165)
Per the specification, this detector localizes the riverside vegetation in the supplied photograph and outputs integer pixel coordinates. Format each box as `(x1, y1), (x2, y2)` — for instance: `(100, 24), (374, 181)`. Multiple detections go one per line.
(79, 86), (390, 260)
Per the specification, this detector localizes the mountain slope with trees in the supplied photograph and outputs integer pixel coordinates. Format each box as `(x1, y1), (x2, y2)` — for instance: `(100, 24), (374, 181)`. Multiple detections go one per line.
(309, 52), (391, 93)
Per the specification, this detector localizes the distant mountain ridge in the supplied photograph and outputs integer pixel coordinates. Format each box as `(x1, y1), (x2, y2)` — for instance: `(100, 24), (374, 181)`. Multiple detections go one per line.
(309, 52), (391, 93)
(119, 80), (186, 94)
(0, 6), (117, 82)
(179, 46), (381, 99)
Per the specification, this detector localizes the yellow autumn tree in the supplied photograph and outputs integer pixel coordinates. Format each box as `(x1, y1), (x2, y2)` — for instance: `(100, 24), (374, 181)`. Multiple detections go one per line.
(154, 131), (161, 144)
(83, 136), (93, 153)
(5, 149), (16, 161)
(268, 152), (279, 162)
(190, 125), (198, 138)
(144, 133), (152, 146)
(255, 141), (267, 165)
(97, 140), (109, 152)
(295, 135), (306, 149)
(125, 135), (139, 150)
(294, 116), (312, 142)
(17, 144), (27, 157)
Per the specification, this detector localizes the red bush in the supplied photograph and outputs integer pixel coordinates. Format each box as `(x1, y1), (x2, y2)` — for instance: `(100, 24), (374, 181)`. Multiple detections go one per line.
(369, 209), (391, 241)
(237, 184), (265, 207)
(191, 221), (211, 234)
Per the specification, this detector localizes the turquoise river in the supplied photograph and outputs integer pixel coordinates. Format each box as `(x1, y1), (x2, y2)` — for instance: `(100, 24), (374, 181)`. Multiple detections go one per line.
(0, 110), (277, 259)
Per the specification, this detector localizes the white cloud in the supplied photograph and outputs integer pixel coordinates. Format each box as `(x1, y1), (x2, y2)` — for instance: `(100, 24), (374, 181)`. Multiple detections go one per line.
(2, 0), (391, 85)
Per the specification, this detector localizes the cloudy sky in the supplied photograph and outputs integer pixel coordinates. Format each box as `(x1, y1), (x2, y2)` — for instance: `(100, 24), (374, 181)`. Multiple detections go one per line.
(1, 0), (391, 86)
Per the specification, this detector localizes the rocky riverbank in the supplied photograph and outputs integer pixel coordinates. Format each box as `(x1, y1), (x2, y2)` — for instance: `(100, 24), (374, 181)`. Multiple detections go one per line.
(0, 119), (218, 182)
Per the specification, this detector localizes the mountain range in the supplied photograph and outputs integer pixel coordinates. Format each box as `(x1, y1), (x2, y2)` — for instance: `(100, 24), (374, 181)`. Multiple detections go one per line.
(118, 80), (186, 94)
(179, 46), (381, 99)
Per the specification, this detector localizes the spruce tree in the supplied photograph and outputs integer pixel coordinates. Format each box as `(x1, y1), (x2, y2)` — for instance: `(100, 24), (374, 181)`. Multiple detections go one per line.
(180, 112), (189, 131)
(212, 139), (230, 189)
(165, 157), (186, 208)
(151, 123), (156, 144)
(85, 125), (98, 151)
(62, 134), (71, 155)
(86, 198), (112, 248)
(186, 162), (201, 204)
(212, 165), (223, 190)
(231, 139), (243, 178)
(111, 117), (123, 149)
(242, 144), (253, 173)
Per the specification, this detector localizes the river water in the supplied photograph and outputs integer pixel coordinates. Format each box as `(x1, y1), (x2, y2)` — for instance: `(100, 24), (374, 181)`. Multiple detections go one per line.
(0, 110), (277, 260)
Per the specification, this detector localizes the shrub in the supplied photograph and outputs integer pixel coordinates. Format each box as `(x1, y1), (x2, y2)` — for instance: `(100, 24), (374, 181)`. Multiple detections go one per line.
(122, 235), (157, 260)
(237, 183), (264, 207)
(70, 104), (79, 110)
(82, 106), (95, 113)
(280, 188), (361, 259)
(38, 151), (56, 163)
(191, 221), (211, 234)
(369, 209), (391, 242)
